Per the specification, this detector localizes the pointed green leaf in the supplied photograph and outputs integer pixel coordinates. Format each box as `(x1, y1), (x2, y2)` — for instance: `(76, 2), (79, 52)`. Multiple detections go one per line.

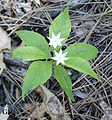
(12, 46), (51, 61)
(22, 61), (52, 98)
(65, 57), (98, 80)
(49, 8), (71, 39)
(65, 43), (98, 60)
(16, 30), (51, 56)
(54, 65), (74, 101)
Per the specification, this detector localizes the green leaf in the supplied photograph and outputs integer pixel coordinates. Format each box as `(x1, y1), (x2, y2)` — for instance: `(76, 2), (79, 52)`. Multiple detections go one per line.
(12, 46), (51, 61)
(49, 8), (71, 39)
(65, 57), (98, 80)
(54, 65), (74, 101)
(16, 30), (51, 56)
(22, 61), (52, 98)
(65, 43), (98, 60)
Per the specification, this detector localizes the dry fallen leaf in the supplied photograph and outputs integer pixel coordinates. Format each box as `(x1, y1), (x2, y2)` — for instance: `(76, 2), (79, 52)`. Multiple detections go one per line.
(36, 85), (71, 120)
(0, 27), (11, 74)
(24, 102), (47, 120)
(30, 103), (47, 120)
(0, 27), (11, 52)
(0, 53), (6, 74)
(25, 85), (71, 120)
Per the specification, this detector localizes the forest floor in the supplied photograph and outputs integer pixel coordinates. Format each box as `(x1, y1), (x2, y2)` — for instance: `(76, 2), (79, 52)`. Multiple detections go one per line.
(0, 0), (112, 120)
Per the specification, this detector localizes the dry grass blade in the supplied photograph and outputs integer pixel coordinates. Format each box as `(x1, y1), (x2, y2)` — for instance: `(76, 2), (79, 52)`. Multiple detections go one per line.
(31, 0), (40, 4)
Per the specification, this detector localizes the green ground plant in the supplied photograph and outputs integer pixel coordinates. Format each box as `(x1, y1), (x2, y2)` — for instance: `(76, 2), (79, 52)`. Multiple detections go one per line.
(13, 8), (99, 101)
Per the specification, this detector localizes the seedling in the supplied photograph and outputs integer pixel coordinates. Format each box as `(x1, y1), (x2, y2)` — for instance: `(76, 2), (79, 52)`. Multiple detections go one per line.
(13, 8), (99, 101)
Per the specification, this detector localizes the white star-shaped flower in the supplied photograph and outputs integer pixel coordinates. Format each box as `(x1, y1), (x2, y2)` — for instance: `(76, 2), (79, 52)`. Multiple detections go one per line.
(52, 49), (69, 65)
(48, 33), (65, 48)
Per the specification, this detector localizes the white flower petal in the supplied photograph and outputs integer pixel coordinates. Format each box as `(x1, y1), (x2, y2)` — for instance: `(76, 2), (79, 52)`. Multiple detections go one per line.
(47, 33), (65, 48)
(52, 57), (57, 60)
(52, 32), (55, 38)
(64, 57), (69, 60)
(54, 50), (58, 56)
(57, 33), (60, 39)
(56, 61), (60, 65)
(59, 49), (62, 54)
(61, 60), (65, 65)
(52, 49), (69, 65)
(53, 43), (58, 48)
(62, 52), (67, 57)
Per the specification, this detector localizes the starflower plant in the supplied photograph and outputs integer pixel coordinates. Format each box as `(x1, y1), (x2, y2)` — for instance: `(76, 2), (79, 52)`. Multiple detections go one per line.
(48, 33), (65, 48)
(12, 8), (99, 101)
(52, 50), (69, 65)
